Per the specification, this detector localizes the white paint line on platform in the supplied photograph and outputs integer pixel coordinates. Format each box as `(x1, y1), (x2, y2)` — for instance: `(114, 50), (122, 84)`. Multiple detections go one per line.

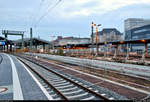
(18, 59), (54, 100)
(6, 54), (24, 100)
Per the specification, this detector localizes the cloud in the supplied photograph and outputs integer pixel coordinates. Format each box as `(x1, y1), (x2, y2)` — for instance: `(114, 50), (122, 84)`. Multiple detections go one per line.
(55, 0), (150, 18)
(0, 0), (150, 41)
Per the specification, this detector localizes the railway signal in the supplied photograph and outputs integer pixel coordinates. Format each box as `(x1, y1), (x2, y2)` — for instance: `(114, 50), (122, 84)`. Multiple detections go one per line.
(2, 30), (25, 52)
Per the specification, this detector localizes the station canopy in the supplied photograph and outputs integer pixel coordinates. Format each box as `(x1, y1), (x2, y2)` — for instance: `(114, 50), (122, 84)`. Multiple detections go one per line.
(55, 38), (150, 48)
(14, 37), (50, 47)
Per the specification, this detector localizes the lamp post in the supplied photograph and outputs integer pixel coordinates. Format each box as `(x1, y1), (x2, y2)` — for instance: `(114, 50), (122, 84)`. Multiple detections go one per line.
(30, 28), (33, 53)
(96, 24), (101, 56)
(91, 22), (96, 56)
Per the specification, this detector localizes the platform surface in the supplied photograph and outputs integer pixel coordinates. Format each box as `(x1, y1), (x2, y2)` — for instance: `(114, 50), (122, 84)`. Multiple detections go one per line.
(0, 53), (52, 100)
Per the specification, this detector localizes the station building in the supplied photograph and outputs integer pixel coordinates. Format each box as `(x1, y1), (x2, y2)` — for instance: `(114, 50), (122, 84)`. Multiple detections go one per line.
(93, 28), (123, 43)
(92, 28), (123, 53)
(52, 36), (90, 49)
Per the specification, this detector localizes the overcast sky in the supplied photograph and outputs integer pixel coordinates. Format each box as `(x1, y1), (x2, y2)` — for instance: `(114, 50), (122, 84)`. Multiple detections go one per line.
(0, 0), (150, 41)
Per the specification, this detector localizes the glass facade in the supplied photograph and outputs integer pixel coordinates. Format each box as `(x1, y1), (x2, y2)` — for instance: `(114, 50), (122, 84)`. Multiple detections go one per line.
(124, 18), (150, 31)
(125, 24), (150, 40)
(125, 24), (150, 51)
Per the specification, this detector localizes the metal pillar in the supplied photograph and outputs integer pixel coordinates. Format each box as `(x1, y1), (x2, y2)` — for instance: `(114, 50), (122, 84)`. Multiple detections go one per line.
(22, 35), (24, 52)
(35, 44), (37, 50)
(96, 26), (99, 56)
(3, 46), (5, 51)
(5, 34), (7, 41)
(116, 45), (119, 57)
(14, 43), (16, 52)
(104, 46), (106, 58)
(10, 45), (12, 52)
(145, 43), (148, 58)
(104, 42), (107, 58)
(30, 28), (33, 52)
(125, 43), (129, 61)
(43, 44), (45, 51)
(4, 45), (5, 51)
(113, 47), (116, 58)
(113, 45), (118, 58)
(5, 35), (8, 52)
(142, 49), (145, 62)
(6, 45), (8, 52)
(91, 22), (94, 56)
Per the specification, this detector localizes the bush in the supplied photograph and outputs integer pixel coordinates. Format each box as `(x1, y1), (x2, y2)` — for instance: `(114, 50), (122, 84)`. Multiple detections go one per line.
(57, 48), (64, 56)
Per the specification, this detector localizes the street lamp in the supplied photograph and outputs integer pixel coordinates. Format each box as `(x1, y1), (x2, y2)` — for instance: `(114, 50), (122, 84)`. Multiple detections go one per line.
(96, 24), (101, 56)
(91, 22), (96, 56)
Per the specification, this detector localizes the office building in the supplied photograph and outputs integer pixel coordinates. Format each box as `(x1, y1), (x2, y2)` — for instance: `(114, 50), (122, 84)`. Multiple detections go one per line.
(125, 18), (150, 40)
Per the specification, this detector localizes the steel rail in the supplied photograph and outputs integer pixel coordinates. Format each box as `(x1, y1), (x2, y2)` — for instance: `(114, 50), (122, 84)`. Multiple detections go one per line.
(16, 54), (110, 101)
(31, 53), (150, 81)
(17, 57), (68, 100)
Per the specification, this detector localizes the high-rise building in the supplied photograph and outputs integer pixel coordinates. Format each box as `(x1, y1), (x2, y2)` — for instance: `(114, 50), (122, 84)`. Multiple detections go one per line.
(126, 24), (150, 51)
(125, 18), (150, 31)
(125, 18), (150, 40)
(124, 18), (150, 52)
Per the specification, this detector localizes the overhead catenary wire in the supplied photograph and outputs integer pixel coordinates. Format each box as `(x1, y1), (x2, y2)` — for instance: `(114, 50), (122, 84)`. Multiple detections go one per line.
(34, 0), (62, 27)
(31, 0), (57, 27)
(28, 0), (47, 38)
(34, 0), (62, 28)
(32, 0), (53, 28)
(30, 0), (45, 27)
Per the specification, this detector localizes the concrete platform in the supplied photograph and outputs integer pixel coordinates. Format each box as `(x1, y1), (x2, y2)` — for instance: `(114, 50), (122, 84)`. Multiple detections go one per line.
(0, 53), (53, 100)
(30, 53), (150, 78)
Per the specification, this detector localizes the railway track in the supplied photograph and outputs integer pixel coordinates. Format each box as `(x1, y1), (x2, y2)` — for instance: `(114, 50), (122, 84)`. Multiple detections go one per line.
(16, 55), (111, 100)
(27, 53), (150, 78)
(54, 62), (150, 91)
(17, 53), (150, 100)
(24, 53), (150, 90)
